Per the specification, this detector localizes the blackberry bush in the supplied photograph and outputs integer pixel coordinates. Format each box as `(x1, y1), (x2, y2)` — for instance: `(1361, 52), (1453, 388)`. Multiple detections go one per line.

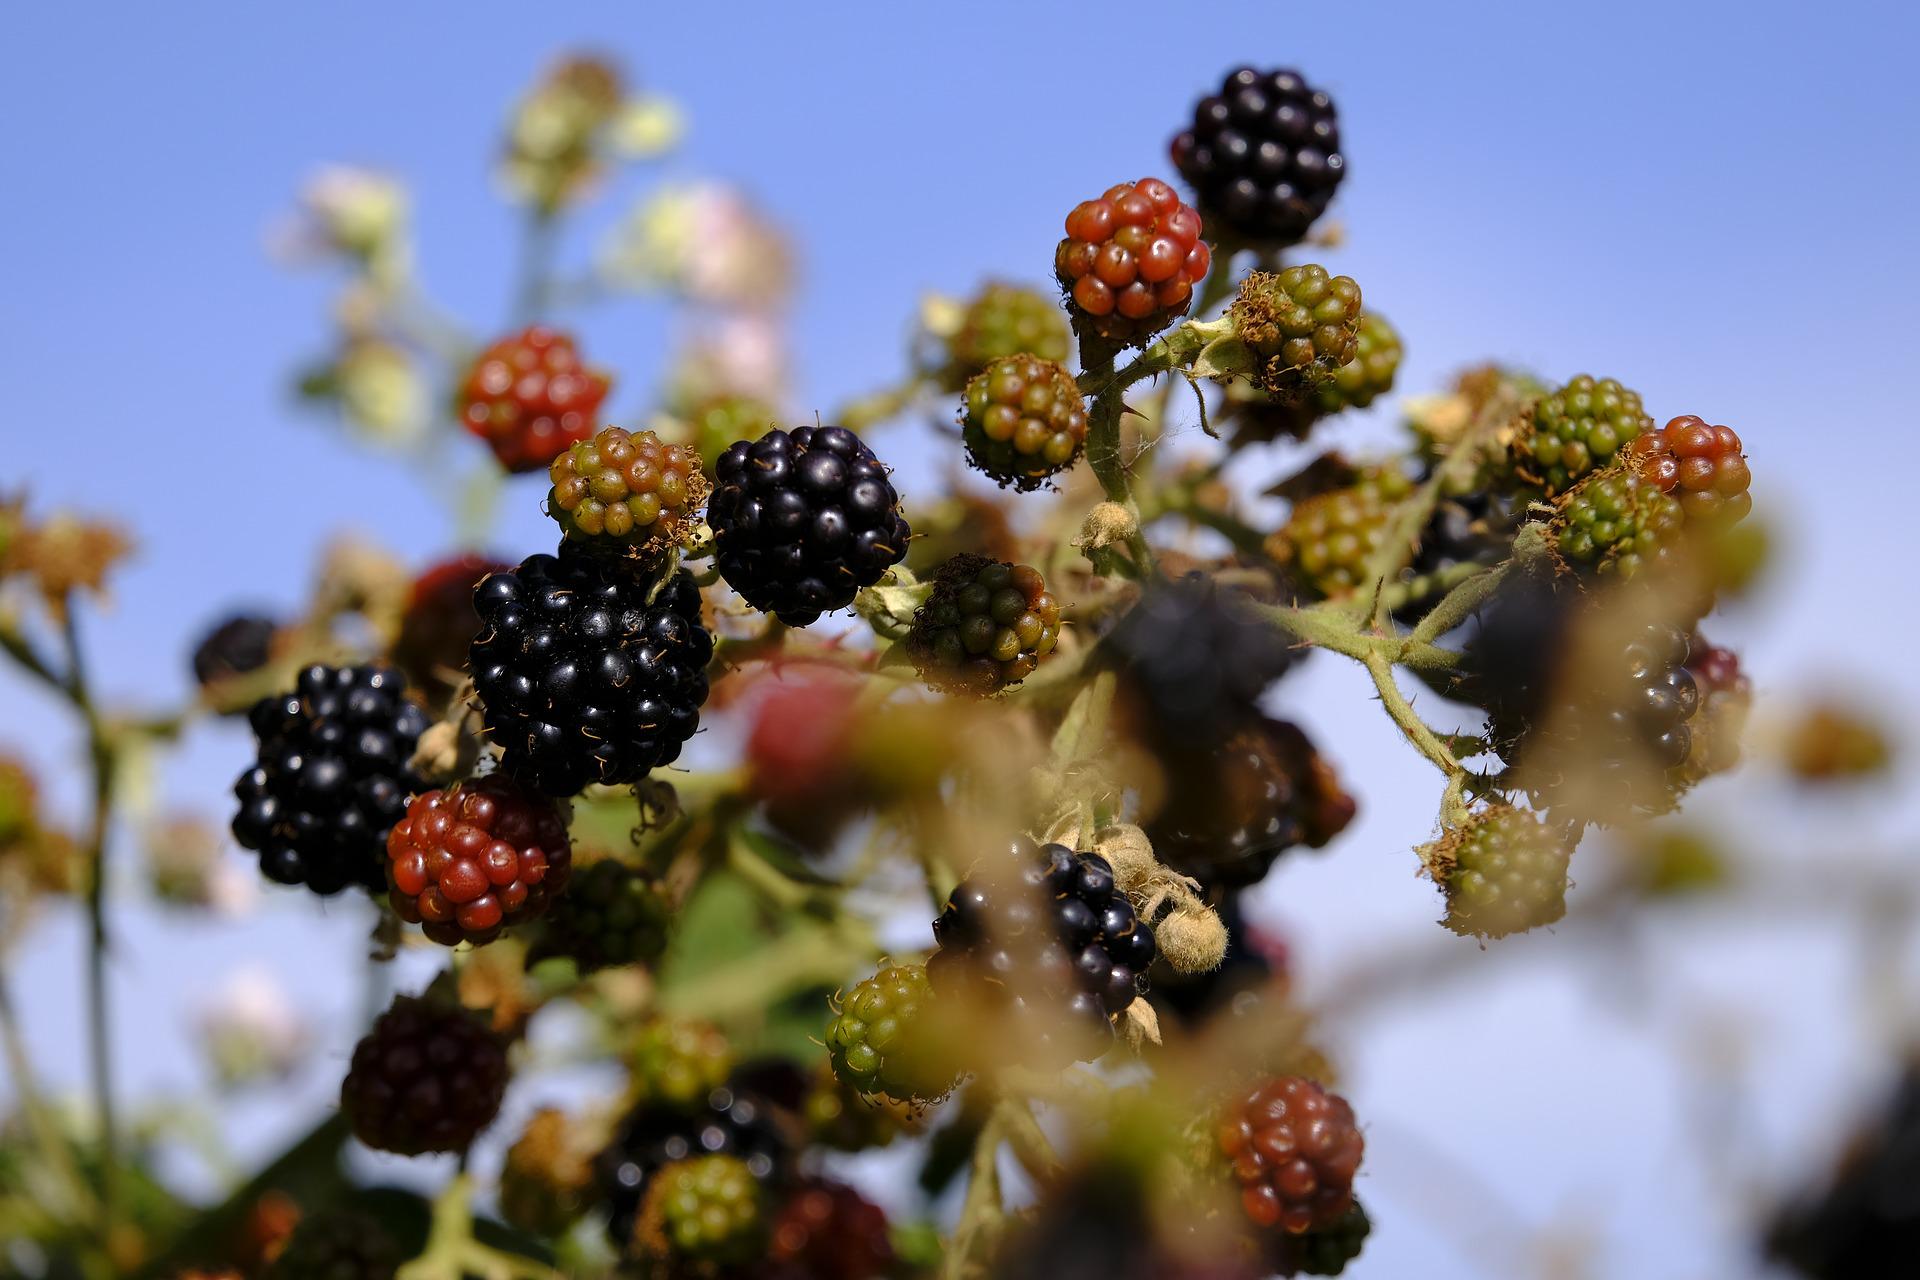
(961, 354), (1089, 491)
(907, 554), (1062, 694)
(707, 425), (912, 626)
(1171, 66), (1345, 246)
(469, 547), (712, 795)
(927, 839), (1157, 1067)
(231, 664), (429, 895)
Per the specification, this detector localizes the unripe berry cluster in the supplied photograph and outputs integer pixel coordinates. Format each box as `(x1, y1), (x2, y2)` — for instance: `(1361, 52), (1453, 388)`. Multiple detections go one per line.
(1230, 266), (1363, 400)
(961, 355), (1088, 490)
(547, 425), (709, 554)
(908, 555), (1062, 694)
(384, 776), (571, 946)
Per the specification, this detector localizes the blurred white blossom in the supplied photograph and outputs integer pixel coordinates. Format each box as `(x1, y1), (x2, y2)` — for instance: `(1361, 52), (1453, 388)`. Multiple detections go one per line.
(271, 166), (410, 282)
(144, 815), (256, 916)
(600, 182), (794, 307)
(196, 969), (312, 1089)
(665, 313), (791, 413)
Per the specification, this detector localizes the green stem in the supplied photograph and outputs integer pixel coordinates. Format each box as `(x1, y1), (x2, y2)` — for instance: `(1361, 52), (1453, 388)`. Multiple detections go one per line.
(398, 1174), (562, 1280)
(0, 958), (97, 1230)
(945, 1105), (1008, 1280)
(1364, 651), (1459, 777)
(511, 210), (559, 326)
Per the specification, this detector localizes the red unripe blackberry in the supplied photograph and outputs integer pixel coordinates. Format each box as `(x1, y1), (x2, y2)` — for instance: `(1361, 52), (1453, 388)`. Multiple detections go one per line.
(469, 548), (712, 796)
(339, 994), (508, 1156)
(191, 613), (277, 688)
(1219, 1076), (1364, 1234)
(384, 775), (571, 946)
(231, 664), (430, 896)
(1172, 67), (1345, 247)
(707, 425), (912, 626)
(597, 1082), (796, 1255)
(928, 839), (1158, 1067)
(1230, 266), (1363, 401)
(635, 1154), (767, 1265)
(547, 425), (710, 555)
(457, 326), (611, 473)
(1555, 467), (1688, 581)
(935, 281), (1073, 392)
(390, 554), (511, 707)
(961, 355), (1089, 491)
(1628, 414), (1753, 523)
(1268, 464), (1414, 600)
(529, 857), (672, 972)
(1514, 374), (1653, 497)
(1147, 717), (1356, 891)
(1434, 807), (1575, 939)
(767, 1178), (896, 1280)
(265, 1211), (400, 1280)
(826, 962), (959, 1104)
(1055, 177), (1211, 346)
(908, 554), (1062, 694)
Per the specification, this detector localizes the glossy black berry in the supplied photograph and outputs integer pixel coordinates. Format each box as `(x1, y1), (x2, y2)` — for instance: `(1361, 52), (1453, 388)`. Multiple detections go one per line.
(230, 664), (428, 895)
(469, 547), (713, 797)
(191, 613), (276, 687)
(597, 1082), (796, 1256)
(707, 425), (911, 627)
(1172, 67), (1345, 246)
(927, 839), (1157, 1067)
(1105, 573), (1298, 750)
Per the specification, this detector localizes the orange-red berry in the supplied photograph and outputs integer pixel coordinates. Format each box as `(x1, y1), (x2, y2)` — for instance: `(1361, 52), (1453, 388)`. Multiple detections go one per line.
(1055, 178), (1211, 346)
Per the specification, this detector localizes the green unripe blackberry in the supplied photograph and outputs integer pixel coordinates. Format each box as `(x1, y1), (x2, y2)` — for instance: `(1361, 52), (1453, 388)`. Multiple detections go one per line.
(1432, 807), (1575, 939)
(827, 963), (958, 1104)
(635, 1154), (766, 1266)
(961, 354), (1089, 491)
(908, 554), (1063, 694)
(1515, 374), (1653, 497)
(1223, 312), (1402, 445)
(529, 859), (673, 973)
(1555, 466), (1687, 581)
(630, 1020), (735, 1108)
(1230, 265), (1363, 400)
(547, 425), (710, 556)
(1314, 312), (1401, 413)
(1267, 466), (1414, 599)
(936, 282), (1072, 392)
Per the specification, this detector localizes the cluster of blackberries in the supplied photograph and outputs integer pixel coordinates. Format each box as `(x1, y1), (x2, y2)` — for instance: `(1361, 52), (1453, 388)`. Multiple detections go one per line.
(928, 840), (1157, 1067)
(707, 425), (911, 626)
(231, 664), (429, 895)
(469, 548), (712, 796)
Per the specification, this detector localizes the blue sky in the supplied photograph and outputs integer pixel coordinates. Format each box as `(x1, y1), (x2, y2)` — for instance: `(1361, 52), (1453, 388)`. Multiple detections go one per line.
(3, 1), (1919, 1275)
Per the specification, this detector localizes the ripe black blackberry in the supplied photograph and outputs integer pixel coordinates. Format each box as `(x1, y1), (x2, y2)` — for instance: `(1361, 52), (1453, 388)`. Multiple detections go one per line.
(1104, 572), (1298, 751)
(191, 613), (277, 687)
(598, 1081), (796, 1256)
(1146, 717), (1356, 891)
(707, 425), (912, 626)
(1171, 67), (1345, 246)
(1268, 1200), (1371, 1277)
(339, 994), (508, 1156)
(230, 664), (429, 895)
(927, 839), (1158, 1067)
(469, 547), (713, 797)
(1459, 576), (1700, 819)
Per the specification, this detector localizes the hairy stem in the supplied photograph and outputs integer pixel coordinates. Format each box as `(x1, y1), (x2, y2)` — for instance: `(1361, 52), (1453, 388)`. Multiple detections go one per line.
(1364, 650), (1459, 777)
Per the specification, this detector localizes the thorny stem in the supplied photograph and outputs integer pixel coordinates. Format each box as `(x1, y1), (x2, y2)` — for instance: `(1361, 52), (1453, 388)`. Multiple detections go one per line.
(1364, 650), (1459, 778)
